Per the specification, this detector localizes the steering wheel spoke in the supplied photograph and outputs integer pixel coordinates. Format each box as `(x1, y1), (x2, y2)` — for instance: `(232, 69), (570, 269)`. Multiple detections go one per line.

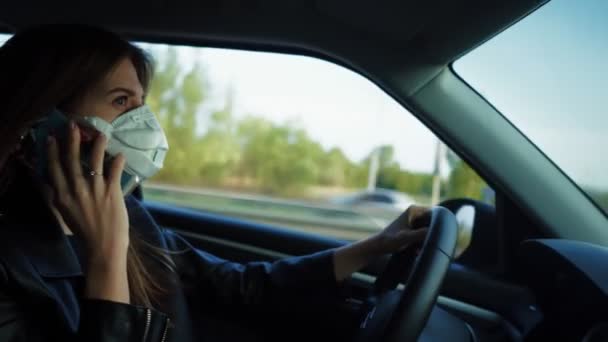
(373, 241), (423, 294)
(355, 207), (458, 342)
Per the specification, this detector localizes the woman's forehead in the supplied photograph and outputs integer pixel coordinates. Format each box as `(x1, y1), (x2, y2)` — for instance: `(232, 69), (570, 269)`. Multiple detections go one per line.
(99, 57), (144, 97)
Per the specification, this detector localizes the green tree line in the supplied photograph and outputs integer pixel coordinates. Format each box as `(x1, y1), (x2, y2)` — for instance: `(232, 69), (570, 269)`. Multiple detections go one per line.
(146, 46), (487, 200)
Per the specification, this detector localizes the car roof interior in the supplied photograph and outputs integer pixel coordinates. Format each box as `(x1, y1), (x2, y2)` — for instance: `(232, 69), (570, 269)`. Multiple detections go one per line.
(0, 0), (543, 95)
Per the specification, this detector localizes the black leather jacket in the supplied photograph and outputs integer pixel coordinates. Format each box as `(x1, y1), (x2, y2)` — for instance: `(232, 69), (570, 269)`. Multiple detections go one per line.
(0, 170), (339, 341)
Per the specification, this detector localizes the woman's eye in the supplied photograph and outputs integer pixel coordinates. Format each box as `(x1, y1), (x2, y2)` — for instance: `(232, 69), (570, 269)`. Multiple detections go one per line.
(113, 96), (128, 106)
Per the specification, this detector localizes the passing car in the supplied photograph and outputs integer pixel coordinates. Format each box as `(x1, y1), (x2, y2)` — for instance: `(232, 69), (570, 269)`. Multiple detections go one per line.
(330, 188), (415, 217)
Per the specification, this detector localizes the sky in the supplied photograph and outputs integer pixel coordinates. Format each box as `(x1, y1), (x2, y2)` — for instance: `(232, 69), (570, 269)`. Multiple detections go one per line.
(455, 0), (608, 190)
(0, 0), (605, 189)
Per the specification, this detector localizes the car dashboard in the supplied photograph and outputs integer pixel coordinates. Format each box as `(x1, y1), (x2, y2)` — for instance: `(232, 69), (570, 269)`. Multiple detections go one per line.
(519, 239), (608, 341)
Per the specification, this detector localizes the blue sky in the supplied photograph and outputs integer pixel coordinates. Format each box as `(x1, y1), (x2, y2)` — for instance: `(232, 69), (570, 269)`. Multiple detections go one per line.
(456, 0), (607, 190)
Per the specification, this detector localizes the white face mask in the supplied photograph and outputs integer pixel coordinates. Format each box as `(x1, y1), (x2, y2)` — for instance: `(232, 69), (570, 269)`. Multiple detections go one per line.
(77, 105), (169, 195)
(28, 105), (168, 196)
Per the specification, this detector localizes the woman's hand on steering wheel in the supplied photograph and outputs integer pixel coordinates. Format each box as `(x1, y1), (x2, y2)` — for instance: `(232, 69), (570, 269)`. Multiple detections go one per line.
(333, 205), (430, 282)
(373, 205), (430, 255)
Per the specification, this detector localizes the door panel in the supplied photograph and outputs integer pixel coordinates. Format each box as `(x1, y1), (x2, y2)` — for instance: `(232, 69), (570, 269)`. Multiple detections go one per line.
(144, 200), (535, 341)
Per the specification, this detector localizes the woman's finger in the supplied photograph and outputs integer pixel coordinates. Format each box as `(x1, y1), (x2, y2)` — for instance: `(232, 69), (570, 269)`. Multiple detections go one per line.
(407, 205), (431, 228)
(67, 120), (84, 185)
(396, 227), (428, 251)
(108, 153), (126, 191)
(47, 136), (68, 197)
(89, 133), (107, 192)
(407, 227), (428, 241)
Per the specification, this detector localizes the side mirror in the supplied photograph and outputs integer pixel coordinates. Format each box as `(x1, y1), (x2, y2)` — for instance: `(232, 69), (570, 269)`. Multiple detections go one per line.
(454, 204), (475, 258)
(440, 198), (498, 272)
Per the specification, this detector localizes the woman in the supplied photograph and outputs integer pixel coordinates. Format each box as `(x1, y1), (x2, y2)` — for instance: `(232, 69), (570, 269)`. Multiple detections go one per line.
(0, 24), (428, 341)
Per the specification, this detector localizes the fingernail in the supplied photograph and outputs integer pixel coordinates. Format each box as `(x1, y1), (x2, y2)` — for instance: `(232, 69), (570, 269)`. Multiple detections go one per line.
(70, 120), (76, 130)
(47, 135), (54, 145)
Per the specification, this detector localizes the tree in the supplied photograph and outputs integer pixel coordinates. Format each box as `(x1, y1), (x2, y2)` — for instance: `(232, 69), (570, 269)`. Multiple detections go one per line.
(235, 117), (323, 195)
(196, 93), (241, 185)
(146, 47), (209, 185)
(446, 160), (486, 200)
(318, 147), (350, 186)
(361, 145), (434, 200)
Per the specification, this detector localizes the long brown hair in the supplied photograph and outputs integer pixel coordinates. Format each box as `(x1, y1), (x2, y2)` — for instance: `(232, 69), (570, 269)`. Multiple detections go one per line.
(0, 24), (169, 309)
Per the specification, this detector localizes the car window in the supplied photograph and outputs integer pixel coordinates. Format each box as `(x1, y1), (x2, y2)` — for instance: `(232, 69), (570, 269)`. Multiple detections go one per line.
(0, 34), (492, 241)
(135, 43), (492, 241)
(454, 0), (608, 216)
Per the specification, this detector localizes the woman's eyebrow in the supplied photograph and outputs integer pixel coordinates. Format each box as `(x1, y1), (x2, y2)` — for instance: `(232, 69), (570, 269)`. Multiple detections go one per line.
(106, 87), (137, 96)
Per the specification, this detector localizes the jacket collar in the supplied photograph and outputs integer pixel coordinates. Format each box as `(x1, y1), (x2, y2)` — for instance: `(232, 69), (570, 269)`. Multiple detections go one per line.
(0, 162), (82, 278)
(0, 162), (83, 332)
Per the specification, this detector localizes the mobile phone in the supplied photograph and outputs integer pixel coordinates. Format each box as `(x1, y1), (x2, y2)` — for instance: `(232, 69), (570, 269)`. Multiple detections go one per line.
(27, 108), (73, 184)
(27, 109), (141, 196)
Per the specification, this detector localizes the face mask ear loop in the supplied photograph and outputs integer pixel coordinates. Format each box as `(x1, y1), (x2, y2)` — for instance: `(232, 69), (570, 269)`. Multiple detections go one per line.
(76, 117), (114, 141)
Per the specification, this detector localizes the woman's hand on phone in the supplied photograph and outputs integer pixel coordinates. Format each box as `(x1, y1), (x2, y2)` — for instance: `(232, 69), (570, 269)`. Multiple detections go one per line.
(47, 120), (131, 303)
(47, 120), (129, 267)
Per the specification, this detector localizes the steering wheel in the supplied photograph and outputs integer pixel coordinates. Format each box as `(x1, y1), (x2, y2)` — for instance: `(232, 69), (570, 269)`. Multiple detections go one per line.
(355, 206), (458, 342)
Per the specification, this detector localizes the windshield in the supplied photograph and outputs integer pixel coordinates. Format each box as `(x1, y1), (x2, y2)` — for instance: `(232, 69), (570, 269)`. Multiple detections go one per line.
(455, 0), (608, 214)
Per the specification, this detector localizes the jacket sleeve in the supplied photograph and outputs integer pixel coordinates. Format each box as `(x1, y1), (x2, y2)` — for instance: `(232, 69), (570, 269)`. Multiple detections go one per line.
(0, 294), (170, 342)
(0, 287), (27, 341)
(162, 229), (341, 310)
(0, 265), (171, 342)
(77, 299), (171, 342)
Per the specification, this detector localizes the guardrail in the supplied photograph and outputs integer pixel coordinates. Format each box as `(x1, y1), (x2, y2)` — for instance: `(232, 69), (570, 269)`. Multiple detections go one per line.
(142, 183), (396, 240)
